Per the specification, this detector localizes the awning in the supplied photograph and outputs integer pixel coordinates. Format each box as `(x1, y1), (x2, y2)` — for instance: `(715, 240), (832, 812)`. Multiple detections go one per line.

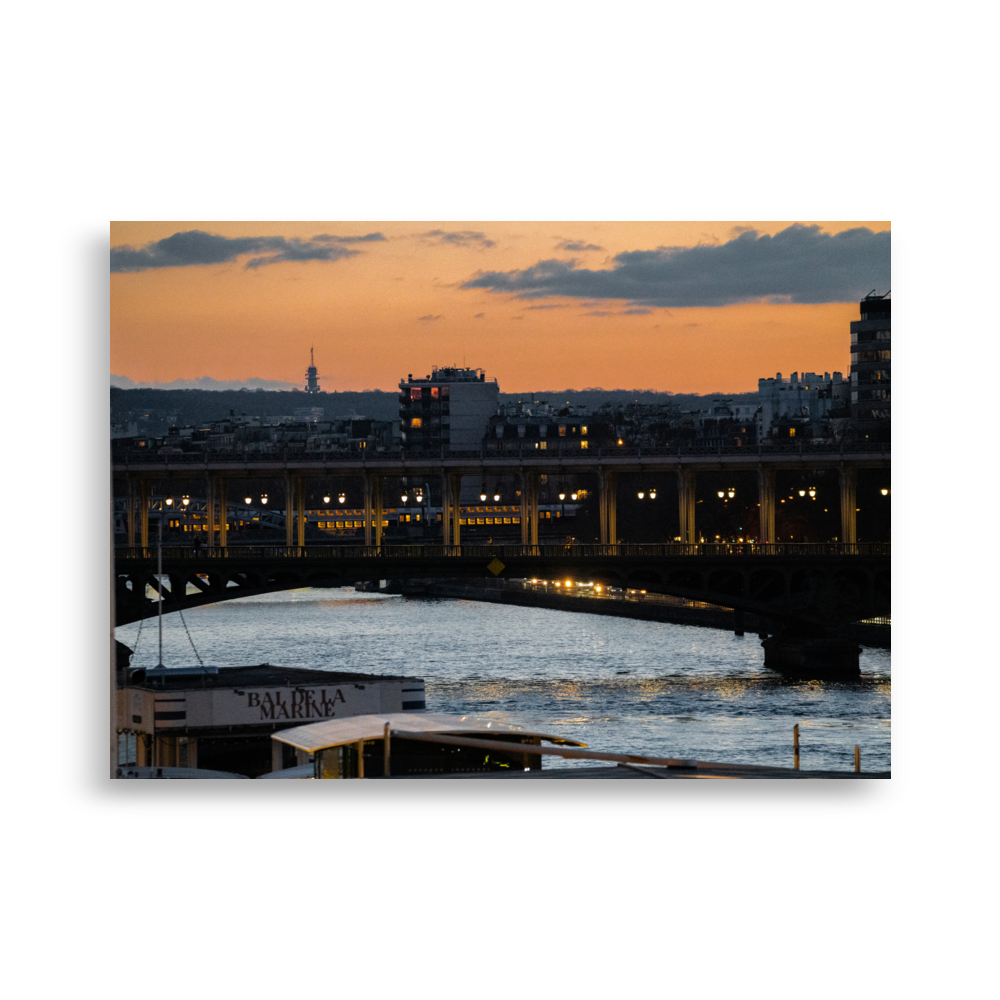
(271, 712), (586, 754)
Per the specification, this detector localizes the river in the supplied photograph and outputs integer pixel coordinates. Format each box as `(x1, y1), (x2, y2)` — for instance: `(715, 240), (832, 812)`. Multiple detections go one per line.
(116, 588), (891, 773)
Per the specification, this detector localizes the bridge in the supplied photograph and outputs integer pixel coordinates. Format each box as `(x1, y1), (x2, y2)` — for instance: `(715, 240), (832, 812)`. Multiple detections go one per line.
(113, 541), (890, 633)
(112, 444), (889, 551)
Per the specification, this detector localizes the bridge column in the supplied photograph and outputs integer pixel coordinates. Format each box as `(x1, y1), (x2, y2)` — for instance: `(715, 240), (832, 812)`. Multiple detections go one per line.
(297, 475), (306, 548)
(449, 474), (463, 546)
(599, 470), (617, 546)
(372, 475), (384, 548)
(441, 473), (452, 546)
(205, 476), (215, 551)
(140, 478), (150, 550)
(218, 477), (228, 549)
(677, 469), (697, 544)
(363, 475), (373, 547)
(127, 475), (137, 546)
(284, 473), (294, 548)
(524, 471), (539, 547)
(839, 465), (858, 544)
(757, 466), (776, 544)
(520, 470), (530, 546)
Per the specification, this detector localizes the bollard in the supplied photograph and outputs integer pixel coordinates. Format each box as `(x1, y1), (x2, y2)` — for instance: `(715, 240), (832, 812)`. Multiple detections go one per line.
(793, 723), (800, 770)
(855, 745), (860, 774)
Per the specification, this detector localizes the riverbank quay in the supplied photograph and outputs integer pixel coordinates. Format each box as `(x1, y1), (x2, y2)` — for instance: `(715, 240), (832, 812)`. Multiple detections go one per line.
(396, 579), (890, 649)
(395, 763), (890, 779)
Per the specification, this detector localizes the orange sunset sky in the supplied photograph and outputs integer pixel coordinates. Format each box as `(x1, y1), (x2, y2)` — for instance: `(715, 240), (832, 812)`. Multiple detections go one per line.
(110, 221), (891, 395)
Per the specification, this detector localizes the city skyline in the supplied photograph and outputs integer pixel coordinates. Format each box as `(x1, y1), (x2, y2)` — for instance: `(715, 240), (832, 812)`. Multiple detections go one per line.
(111, 221), (890, 395)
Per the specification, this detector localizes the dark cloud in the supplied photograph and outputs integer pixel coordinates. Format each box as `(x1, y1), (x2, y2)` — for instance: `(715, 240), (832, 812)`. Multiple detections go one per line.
(418, 314), (443, 321)
(555, 239), (603, 252)
(526, 304), (566, 310)
(312, 232), (387, 244)
(420, 229), (495, 248)
(584, 311), (613, 317)
(473, 312), (485, 318)
(110, 230), (365, 272)
(461, 224), (890, 306)
(622, 307), (652, 315)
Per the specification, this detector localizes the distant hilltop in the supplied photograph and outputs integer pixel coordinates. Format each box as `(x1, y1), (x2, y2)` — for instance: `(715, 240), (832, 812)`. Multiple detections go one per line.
(110, 385), (759, 431)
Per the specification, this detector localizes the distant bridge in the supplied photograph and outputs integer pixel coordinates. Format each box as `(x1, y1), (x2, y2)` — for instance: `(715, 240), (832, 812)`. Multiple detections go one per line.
(113, 542), (890, 633)
(112, 444), (889, 550)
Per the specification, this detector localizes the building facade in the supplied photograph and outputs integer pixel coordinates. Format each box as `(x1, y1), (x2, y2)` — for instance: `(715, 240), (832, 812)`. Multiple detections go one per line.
(756, 371), (844, 441)
(398, 366), (500, 452)
(850, 293), (890, 438)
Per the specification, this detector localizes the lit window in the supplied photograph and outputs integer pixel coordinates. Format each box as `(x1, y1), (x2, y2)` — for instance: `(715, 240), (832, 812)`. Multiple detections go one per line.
(559, 425), (567, 437)
(411, 417), (422, 428)
(539, 441), (547, 450)
(580, 440), (589, 449)
(581, 426), (588, 435)
(410, 387), (422, 400)
(789, 427), (796, 437)
(430, 387), (439, 398)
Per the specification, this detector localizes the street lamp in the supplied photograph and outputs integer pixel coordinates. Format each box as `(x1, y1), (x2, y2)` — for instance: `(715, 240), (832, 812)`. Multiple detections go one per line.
(338, 493), (345, 505)
(480, 492), (487, 502)
(717, 491), (725, 498)
(649, 489), (656, 499)
(245, 495), (252, 504)
(638, 491), (645, 499)
(401, 493), (409, 504)
(881, 488), (890, 496)
(261, 494), (268, 505)
(571, 493), (578, 501)
(323, 493), (331, 504)
(182, 495), (190, 506)
(798, 489), (806, 497)
(494, 493), (501, 502)
(165, 497), (173, 506)
(808, 488), (816, 498)
(728, 489), (735, 498)
(559, 492), (566, 501)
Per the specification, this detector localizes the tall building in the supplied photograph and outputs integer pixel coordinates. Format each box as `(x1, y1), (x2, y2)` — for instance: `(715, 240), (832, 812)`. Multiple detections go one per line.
(399, 366), (499, 452)
(304, 348), (321, 394)
(850, 292), (890, 438)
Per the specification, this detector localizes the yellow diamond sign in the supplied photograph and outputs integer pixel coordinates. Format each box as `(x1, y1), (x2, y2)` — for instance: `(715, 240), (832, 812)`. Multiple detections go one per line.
(487, 556), (506, 576)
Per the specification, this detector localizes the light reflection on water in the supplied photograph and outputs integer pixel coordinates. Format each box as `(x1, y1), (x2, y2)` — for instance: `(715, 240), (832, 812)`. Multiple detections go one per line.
(116, 589), (891, 773)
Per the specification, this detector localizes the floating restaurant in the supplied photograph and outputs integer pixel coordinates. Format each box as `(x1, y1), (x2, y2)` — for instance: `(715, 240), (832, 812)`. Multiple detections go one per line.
(115, 660), (425, 778)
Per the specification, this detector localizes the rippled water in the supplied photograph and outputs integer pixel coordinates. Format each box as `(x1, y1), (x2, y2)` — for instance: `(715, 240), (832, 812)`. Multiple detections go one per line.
(117, 589), (891, 773)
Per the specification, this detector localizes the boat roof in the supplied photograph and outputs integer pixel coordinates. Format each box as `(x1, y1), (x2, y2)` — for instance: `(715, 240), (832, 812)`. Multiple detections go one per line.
(127, 664), (421, 691)
(271, 712), (586, 753)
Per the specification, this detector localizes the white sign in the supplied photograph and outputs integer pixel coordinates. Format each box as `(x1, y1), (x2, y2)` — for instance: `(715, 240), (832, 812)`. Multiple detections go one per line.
(181, 684), (382, 727)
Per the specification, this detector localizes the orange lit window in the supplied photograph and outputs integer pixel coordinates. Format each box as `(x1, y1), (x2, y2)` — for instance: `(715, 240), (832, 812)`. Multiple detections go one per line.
(430, 387), (439, 398)
(789, 427), (796, 437)
(581, 426), (588, 435)
(410, 387), (422, 400)
(539, 441), (547, 450)
(580, 440), (589, 449)
(411, 417), (422, 428)
(559, 425), (567, 437)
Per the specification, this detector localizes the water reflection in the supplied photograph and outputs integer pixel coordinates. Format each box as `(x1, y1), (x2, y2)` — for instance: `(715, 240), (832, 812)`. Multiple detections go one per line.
(116, 588), (890, 772)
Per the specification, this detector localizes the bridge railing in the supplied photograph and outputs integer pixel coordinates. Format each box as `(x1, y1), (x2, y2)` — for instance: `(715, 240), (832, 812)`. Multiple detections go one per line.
(114, 541), (890, 560)
(111, 441), (890, 465)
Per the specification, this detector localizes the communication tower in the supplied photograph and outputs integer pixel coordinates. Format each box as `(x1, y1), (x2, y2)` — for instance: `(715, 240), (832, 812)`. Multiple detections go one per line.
(305, 348), (321, 394)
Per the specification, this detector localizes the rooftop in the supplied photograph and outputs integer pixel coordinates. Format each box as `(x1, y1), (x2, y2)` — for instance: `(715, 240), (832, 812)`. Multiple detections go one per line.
(127, 664), (420, 691)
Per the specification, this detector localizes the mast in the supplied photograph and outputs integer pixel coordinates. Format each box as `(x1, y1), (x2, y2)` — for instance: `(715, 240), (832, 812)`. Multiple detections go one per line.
(157, 512), (164, 667)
